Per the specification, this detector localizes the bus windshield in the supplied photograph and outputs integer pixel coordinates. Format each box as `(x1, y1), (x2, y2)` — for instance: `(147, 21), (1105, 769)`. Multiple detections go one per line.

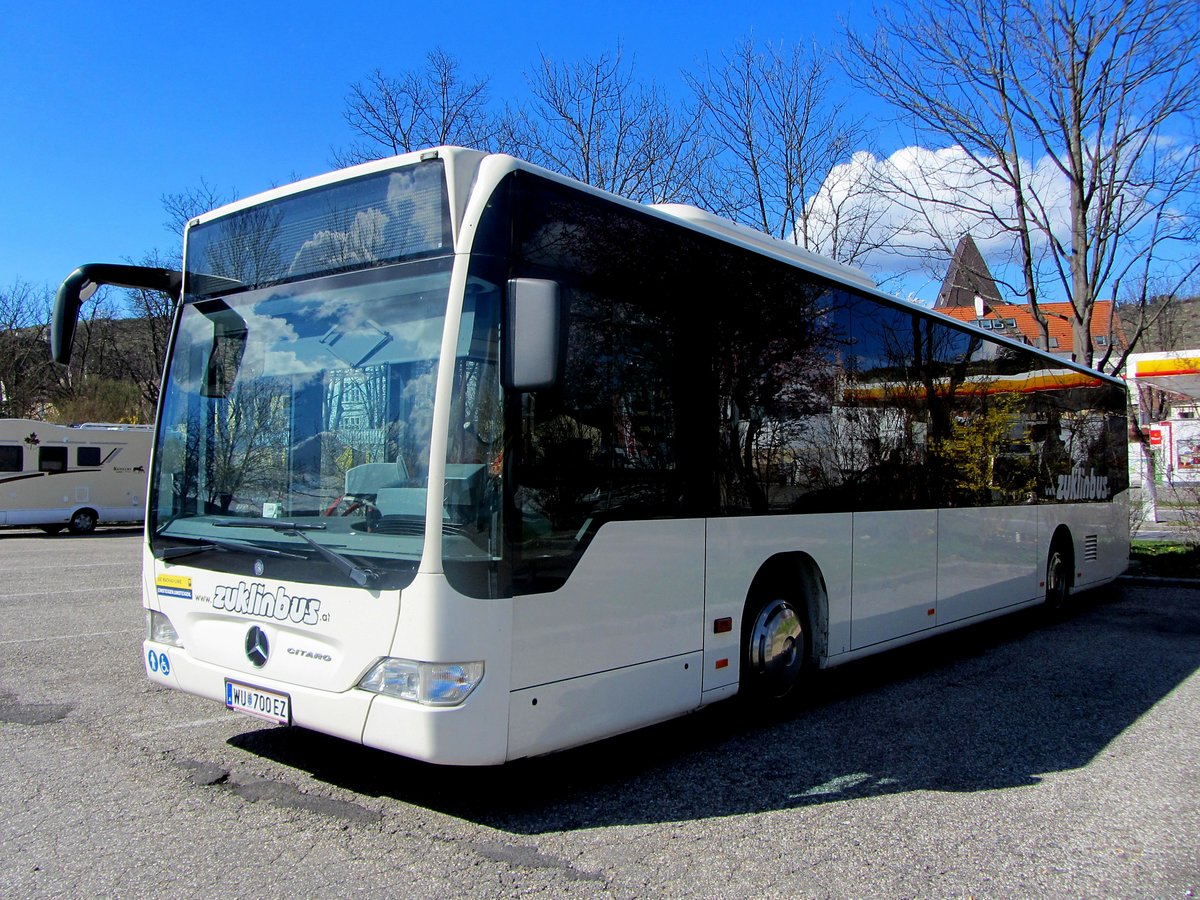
(184, 158), (452, 297)
(150, 258), (460, 589)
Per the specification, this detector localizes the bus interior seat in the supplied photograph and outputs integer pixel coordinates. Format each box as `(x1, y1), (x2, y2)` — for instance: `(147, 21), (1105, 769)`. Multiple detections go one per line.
(344, 460), (408, 496)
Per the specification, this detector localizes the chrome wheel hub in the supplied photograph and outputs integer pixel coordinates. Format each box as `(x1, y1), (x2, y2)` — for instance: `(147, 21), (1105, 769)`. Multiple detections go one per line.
(748, 598), (804, 696)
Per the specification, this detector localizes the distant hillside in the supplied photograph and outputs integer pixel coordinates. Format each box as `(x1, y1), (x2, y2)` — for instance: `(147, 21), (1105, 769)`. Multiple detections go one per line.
(0, 314), (166, 421)
(1119, 296), (1200, 352)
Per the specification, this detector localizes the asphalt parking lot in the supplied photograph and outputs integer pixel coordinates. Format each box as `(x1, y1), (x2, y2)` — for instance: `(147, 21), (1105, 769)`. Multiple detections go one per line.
(1, 528), (1197, 897)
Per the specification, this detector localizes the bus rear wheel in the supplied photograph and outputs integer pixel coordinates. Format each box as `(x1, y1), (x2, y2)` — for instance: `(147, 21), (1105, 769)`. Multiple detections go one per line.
(68, 508), (98, 535)
(1045, 542), (1072, 609)
(741, 594), (807, 702)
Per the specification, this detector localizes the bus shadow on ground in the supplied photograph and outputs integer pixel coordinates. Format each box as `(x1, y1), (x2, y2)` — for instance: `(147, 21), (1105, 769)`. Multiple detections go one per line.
(228, 582), (1200, 834)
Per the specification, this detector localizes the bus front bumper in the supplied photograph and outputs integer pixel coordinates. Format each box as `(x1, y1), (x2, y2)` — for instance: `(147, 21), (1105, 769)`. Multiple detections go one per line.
(142, 640), (512, 766)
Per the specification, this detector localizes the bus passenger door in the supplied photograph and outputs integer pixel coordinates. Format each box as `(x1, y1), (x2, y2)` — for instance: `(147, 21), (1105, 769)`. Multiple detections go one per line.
(506, 519), (707, 759)
(850, 509), (939, 648)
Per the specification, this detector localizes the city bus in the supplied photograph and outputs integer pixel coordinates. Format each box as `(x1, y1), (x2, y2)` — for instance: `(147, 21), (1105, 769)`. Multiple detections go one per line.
(52, 147), (1128, 765)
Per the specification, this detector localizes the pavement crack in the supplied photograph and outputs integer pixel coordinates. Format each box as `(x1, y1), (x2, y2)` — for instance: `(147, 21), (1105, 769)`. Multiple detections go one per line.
(465, 839), (606, 882)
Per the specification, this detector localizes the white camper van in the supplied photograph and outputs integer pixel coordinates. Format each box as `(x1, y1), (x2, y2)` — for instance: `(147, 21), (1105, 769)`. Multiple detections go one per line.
(0, 419), (152, 534)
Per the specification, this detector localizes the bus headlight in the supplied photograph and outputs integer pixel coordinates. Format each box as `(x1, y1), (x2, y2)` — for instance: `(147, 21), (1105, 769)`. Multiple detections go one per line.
(147, 610), (183, 647)
(358, 658), (484, 707)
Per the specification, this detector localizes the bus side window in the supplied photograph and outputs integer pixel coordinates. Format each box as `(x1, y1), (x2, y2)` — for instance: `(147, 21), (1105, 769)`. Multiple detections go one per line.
(39, 446), (68, 473)
(0, 446), (21, 472)
(77, 447), (102, 467)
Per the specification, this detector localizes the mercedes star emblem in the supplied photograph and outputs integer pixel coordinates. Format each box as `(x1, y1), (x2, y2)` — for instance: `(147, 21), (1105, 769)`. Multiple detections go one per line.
(245, 626), (270, 668)
(253, 559), (265, 577)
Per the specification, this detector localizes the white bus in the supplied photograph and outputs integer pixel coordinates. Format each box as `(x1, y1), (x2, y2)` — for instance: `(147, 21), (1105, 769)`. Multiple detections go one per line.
(53, 147), (1128, 765)
(0, 419), (151, 534)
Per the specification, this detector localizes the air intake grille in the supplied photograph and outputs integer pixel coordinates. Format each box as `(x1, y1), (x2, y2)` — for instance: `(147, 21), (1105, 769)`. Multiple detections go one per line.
(1084, 535), (1098, 561)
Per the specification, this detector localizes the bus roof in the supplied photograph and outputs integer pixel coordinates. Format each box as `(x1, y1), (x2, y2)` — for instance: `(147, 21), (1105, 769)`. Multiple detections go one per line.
(650, 203), (877, 291)
(188, 146), (1125, 392)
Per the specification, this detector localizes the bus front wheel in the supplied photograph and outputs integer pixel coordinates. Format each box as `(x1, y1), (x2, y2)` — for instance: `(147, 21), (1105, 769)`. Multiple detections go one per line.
(741, 594), (807, 702)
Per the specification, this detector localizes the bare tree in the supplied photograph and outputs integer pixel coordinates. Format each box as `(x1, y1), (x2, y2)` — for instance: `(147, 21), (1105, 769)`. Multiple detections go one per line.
(1118, 284), (1200, 355)
(506, 47), (711, 205)
(333, 49), (501, 167)
(118, 249), (181, 411)
(60, 290), (122, 386)
(0, 280), (57, 418)
(687, 38), (887, 265)
(0, 277), (158, 423)
(162, 178), (231, 239)
(75, 187), (233, 416)
(845, 0), (1200, 366)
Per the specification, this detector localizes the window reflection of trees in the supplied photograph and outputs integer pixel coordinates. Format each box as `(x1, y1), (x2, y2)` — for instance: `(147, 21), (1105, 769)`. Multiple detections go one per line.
(316, 364), (396, 499)
(713, 270), (844, 514)
(198, 206), (287, 288)
(205, 377), (291, 514)
(845, 300), (1046, 509)
(494, 172), (1128, 595)
(187, 162), (452, 295)
(510, 185), (693, 588)
(848, 300), (972, 508)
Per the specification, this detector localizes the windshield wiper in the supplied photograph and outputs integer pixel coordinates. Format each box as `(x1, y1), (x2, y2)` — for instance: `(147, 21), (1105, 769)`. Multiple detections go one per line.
(215, 519), (328, 531)
(154, 535), (307, 562)
(214, 519), (380, 587)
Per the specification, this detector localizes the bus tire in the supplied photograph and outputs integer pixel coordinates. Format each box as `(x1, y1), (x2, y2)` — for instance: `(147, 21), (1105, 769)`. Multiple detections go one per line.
(68, 508), (98, 535)
(740, 590), (808, 704)
(1045, 534), (1073, 610)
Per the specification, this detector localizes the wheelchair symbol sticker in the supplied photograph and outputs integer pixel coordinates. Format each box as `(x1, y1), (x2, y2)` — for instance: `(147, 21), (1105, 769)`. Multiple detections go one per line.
(147, 649), (171, 677)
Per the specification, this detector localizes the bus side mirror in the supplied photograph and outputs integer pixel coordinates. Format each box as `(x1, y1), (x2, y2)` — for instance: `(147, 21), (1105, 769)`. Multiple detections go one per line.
(52, 264), (182, 364)
(51, 269), (96, 365)
(504, 278), (562, 391)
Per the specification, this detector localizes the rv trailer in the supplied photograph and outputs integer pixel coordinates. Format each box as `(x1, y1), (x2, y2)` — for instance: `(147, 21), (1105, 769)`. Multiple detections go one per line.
(0, 419), (151, 534)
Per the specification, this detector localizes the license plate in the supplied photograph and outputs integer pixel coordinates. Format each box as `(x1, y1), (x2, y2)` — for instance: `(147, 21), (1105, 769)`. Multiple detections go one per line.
(225, 679), (291, 725)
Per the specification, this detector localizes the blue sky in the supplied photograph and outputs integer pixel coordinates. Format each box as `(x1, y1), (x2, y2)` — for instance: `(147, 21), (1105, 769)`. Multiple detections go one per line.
(2, 0), (882, 296)
(4, 3), (1198, 311)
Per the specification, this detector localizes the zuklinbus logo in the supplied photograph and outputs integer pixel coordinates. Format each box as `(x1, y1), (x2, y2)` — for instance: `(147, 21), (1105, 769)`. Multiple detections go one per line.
(212, 581), (321, 626)
(1054, 468), (1111, 502)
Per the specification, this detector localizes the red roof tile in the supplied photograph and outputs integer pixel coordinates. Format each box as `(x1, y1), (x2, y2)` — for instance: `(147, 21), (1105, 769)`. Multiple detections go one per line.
(937, 301), (1120, 355)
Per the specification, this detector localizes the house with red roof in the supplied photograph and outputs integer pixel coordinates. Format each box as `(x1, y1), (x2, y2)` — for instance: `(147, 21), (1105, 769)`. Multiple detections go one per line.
(931, 235), (1120, 359)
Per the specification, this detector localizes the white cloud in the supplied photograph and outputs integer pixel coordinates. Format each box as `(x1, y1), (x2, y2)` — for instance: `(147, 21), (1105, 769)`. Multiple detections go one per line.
(290, 207), (390, 274)
(805, 144), (1073, 298)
